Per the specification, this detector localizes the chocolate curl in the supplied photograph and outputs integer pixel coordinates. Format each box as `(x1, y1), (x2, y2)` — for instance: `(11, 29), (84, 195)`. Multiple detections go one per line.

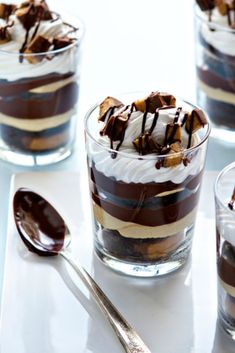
(228, 187), (235, 210)
(133, 132), (161, 155)
(98, 96), (124, 122)
(134, 91), (176, 114)
(196, 0), (215, 10)
(0, 3), (16, 20)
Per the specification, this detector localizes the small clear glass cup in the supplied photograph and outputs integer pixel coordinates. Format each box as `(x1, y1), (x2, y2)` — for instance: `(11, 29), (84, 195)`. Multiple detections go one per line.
(195, 5), (235, 144)
(215, 162), (235, 339)
(84, 92), (210, 277)
(0, 16), (84, 166)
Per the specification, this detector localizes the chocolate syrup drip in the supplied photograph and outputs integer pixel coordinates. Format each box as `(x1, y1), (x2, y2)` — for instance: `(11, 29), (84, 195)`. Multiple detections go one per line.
(228, 186), (235, 210)
(181, 112), (188, 127)
(226, 4), (232, 26)
(115, 103), (134, 152)
(141, 103), (149, 134)
(149, 110), (159, 134)
(19, 29), (30, 62)
(187, 114), (194, 149)
(163, 107), (182, 146)
(174, 107), (182, 123)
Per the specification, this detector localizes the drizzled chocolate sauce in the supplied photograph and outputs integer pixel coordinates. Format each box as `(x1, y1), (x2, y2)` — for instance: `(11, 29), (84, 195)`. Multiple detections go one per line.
(100, 94), (203, 168)
(13, 188), (68, 256)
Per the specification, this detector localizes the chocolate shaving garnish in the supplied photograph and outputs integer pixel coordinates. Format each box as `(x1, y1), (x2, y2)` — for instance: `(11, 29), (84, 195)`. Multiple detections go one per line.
(228, 187), (235, 210)
(24, 35), (51, 63)
(0, 3), (16, 20)
(99, 96), (124, 122)
(196, 0), (215, 10)
(134, 91), (176, 114)
(100, 114), (128, 143)
(52, 36), (74, 50)
(133, 132), (161, 155)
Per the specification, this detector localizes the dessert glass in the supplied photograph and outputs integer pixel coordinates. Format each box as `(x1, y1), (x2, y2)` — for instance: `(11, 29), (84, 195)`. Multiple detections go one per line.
(85, 92), (210, 277)
(195, 3), (235, 143)
(215, 162), (235, 338)
(0, 13), (84, 166)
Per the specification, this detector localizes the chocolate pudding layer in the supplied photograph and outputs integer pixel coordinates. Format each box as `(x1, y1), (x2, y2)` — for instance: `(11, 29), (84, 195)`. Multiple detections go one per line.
(0, 1), (82, 158)
(195, 2), (235, 131)
(0, 72), (79, 152)
(90, 164), (202, 262)
(86, 92), (209, 269)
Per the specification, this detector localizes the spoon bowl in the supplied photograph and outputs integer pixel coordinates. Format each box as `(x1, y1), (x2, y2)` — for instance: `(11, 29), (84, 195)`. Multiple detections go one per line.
(13, 188), (151, 353)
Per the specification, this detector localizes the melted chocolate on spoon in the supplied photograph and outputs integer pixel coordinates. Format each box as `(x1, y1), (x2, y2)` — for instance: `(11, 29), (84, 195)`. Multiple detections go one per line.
(13, 188), (68, 256)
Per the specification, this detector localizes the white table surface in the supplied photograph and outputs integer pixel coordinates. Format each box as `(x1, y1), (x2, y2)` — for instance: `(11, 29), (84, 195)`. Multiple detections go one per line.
(1, 170), (235, 353)
(0, 0), (235, 350)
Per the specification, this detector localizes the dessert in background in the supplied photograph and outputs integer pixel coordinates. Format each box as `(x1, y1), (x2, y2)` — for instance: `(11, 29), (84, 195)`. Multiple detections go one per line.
(85, 91), (210, 276)
(0, 0), (83, 165)
(215, 162), (235, 337)
(195, 0), (235, 140)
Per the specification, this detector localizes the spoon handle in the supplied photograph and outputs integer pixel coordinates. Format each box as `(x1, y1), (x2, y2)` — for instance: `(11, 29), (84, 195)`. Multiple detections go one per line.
(60, 250), (151, 353)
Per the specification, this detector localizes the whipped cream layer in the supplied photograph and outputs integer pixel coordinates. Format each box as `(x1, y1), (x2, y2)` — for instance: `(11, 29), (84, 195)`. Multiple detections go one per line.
(199, 8), (235, 56)
(0, 15), (82, 81)
(88, 105), (206, 184)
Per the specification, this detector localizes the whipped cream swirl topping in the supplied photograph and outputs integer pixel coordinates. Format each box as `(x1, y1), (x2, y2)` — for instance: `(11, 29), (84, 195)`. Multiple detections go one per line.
(0, 0), (82, 80)
(196, 0), (235, 56)
(87, 92), (208, 184)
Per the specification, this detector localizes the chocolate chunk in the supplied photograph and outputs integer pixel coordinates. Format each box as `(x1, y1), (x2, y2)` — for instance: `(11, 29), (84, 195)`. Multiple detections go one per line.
(133, 132), (161, 155)
(53, 37), (74, 50)
(0, 3), (16, 20)
(185, 108), (207, 134)
(100, 114), (128, 141)
(196, 0), (215, 11)
(0, 25), (11, 44)
(15, 2), (38, 30)
(24, 35), (51, 63)
(165, 122), (182, 145)
(134, 92), (176, 113)
(228, 187), (235, 210)
(163, 142), (183, 168)
(36, 0), (52, 20)
(99, 96), (124, 122)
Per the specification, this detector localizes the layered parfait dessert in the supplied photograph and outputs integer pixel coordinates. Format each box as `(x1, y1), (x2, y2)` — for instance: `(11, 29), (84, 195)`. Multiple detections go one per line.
(85, 91), (209, 276)
(217, 185), (235, 331)
(195, 0), (235, 136)
(0, 0), (83, 164)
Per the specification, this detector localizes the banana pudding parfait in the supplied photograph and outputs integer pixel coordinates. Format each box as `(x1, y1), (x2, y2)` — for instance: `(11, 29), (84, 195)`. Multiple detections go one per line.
(0, 0), (84, 165)
(85, 91), (210, 277)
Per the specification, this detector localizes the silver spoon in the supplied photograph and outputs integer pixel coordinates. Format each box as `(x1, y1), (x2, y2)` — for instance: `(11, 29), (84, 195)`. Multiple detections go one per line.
(13, 188), (151, 353)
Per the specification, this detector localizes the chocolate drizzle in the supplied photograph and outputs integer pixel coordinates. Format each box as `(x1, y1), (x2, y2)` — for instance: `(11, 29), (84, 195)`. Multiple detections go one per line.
(0, 0), (79, 63)
(98, 92), (207, 168)
(228, 187), (235, 210)
(198, 0), (235, 27)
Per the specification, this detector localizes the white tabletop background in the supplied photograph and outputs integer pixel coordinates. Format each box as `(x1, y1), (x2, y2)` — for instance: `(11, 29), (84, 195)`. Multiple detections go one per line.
(0, 0), (235, 351)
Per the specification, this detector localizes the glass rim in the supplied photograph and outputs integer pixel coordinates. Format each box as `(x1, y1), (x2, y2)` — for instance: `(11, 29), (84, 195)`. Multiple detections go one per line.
(0, 17), (85, 57)
(194, 4), (235, 34)
(214, 161), (235, 216)
(84, 93), (211, 161)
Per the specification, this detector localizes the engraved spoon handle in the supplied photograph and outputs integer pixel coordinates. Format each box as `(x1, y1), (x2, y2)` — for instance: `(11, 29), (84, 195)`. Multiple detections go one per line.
(60, 250), (151, 353)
